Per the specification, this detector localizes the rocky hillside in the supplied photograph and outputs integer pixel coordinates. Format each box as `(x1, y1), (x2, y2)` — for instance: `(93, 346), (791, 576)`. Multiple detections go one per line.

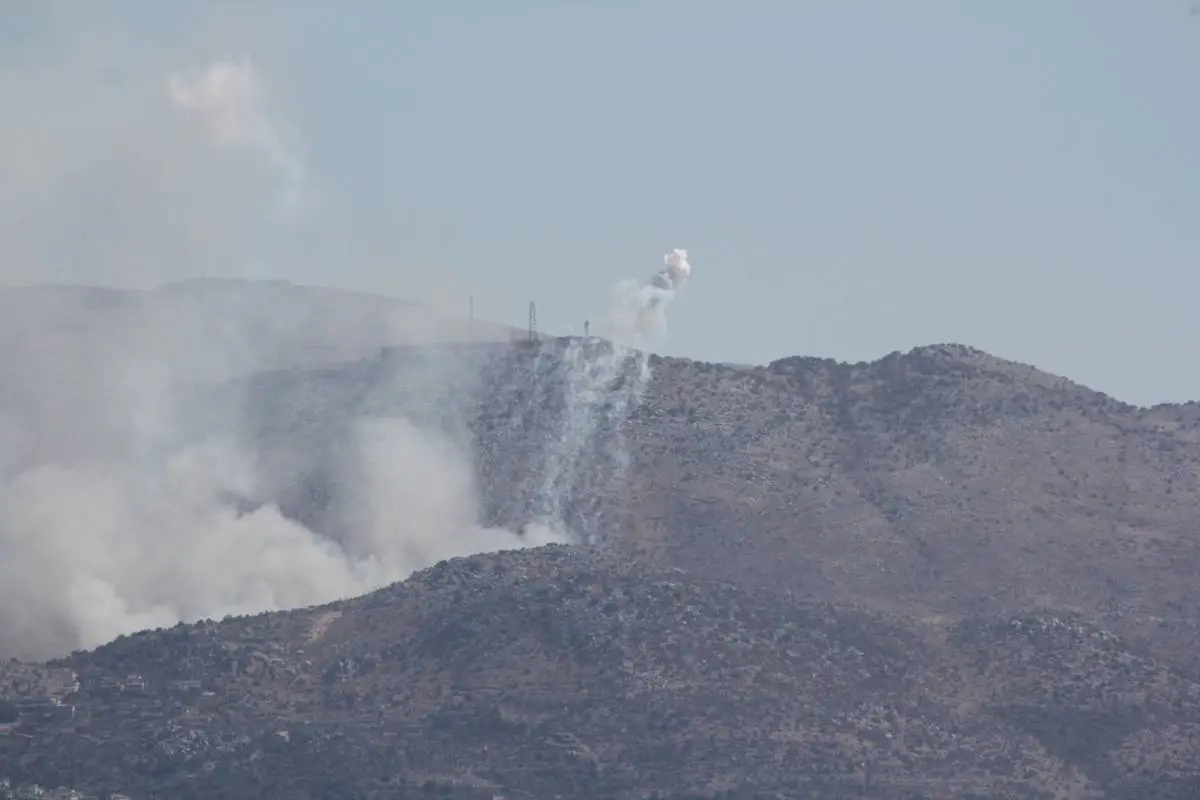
(5, 322), (1200, 797)
(3, 547), (1199, 799)
(226, 339), (1200, 671)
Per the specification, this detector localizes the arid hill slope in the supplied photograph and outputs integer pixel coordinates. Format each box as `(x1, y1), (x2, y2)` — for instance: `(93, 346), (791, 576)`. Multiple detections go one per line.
(3, 547), (1199, 799)
(629, 345), (1200, 631)
(230, 339), (1200, 669)
(3, 296), (1200, 796)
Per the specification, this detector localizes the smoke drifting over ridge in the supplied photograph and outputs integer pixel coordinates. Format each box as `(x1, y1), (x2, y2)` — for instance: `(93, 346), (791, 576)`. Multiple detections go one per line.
(0, 50), (691, 661)
(0, 55), (567, 661)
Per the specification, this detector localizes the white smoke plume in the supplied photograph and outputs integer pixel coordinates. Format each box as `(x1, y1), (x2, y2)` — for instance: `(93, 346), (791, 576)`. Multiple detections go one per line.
(168, 59), (313, 220)
(528, 248), (692, 537)
(528, 342), (651, 540)
(600, 248), (692, 347)
(0, 47), (567, 661)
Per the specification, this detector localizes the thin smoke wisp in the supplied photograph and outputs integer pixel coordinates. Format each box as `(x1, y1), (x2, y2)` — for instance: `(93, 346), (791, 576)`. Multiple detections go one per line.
(168, 59), (314, 219)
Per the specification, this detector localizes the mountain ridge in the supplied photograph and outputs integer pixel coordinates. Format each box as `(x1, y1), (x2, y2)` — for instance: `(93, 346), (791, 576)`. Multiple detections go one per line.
(216, 336), (1200, 638)
(2, 282), (1200, 797)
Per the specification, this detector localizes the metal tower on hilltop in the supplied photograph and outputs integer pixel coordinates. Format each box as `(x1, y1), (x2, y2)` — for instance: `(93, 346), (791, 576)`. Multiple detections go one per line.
(528, 301), (537, 341)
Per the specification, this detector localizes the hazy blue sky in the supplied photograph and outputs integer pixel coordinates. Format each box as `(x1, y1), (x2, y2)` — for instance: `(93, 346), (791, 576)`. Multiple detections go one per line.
(3, 2), (1198, 405)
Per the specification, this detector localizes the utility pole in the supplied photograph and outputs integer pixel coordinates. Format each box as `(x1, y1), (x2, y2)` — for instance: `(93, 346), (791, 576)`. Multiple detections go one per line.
(528, 301), (537, 341)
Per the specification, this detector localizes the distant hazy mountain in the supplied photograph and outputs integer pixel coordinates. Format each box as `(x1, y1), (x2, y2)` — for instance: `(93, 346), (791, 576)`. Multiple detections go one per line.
(0, 278), (521, 383)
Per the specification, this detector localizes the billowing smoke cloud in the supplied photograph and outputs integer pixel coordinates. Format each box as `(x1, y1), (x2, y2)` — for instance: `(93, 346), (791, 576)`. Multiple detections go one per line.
(0, 420), (563, 659)
(0, 48), (567, 661)
(168, 58), (313, 220)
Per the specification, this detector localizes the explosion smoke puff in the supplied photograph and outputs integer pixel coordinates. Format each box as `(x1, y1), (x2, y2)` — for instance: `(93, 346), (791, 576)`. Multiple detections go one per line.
(602, 248), (693, 346)
(662, 248), (691, 287)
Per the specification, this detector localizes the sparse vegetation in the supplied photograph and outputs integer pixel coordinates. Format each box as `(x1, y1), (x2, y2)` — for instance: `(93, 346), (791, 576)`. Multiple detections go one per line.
(3, 339), (1200, 797)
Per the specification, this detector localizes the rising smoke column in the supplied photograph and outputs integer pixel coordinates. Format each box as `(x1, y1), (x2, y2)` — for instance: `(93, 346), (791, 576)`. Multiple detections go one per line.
(601, 248), (692, 347)
(0, 55), (569, 662)
(526, 249), (692, 539)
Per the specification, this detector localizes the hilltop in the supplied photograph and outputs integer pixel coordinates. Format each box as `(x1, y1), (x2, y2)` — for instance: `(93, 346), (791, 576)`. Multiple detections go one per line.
(2, 281), (1200, 796)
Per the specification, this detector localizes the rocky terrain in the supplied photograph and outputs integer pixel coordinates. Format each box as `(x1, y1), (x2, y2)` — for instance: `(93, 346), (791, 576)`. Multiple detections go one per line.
(3, 547), (1200, 799)
(230, 338), (1200, 671)
(3, 282), (1200, 797)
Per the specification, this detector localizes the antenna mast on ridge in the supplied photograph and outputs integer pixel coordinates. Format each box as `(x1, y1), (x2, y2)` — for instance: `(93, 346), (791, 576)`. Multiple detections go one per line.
(528, 301), (537, 341)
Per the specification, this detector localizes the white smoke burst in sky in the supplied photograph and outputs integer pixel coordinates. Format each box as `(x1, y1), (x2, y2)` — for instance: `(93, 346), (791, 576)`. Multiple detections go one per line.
(168, 58), (314, 220)
(600, 248), (693, 347)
